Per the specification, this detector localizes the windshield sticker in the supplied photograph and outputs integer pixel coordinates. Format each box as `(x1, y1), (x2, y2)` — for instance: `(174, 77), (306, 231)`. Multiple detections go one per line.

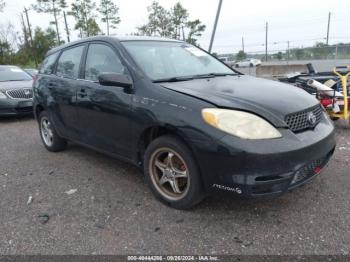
(184, 47), (209, 57)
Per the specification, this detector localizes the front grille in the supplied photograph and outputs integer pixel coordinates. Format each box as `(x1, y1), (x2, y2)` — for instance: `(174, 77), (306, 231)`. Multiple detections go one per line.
(291, 156), (329, 186)
(6, 88), (33, 99)
(285, 105), (323, 133)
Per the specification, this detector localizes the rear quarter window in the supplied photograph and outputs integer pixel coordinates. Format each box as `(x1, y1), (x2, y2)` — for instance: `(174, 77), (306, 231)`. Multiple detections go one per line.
(39, 52), (59, 75)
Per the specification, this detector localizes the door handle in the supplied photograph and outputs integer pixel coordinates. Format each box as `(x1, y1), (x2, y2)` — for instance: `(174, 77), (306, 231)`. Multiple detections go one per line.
(78, 88), (87, 98)
(48, 83), (56, 89)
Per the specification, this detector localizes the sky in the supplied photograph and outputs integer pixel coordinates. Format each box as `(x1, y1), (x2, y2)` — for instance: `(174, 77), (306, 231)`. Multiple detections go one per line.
(1, 0), (350, 54)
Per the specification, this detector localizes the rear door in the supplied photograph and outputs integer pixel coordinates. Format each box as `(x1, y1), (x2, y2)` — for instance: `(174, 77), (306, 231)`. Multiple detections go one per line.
(76, 42), (133, 158)
(49, 44), (86, 140)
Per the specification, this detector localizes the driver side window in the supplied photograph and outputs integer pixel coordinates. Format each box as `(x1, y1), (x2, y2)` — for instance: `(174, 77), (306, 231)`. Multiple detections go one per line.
(84, 43), (125, 81)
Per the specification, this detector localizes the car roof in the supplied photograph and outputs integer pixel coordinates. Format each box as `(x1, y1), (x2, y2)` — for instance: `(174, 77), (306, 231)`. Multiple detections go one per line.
(0, 65), (20, 68)
(47, 35), (183, 56)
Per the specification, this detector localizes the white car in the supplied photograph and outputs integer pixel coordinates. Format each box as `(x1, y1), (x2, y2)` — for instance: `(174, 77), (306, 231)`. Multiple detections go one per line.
(218, 56), (235, 67)
(234, 58), (262, 68)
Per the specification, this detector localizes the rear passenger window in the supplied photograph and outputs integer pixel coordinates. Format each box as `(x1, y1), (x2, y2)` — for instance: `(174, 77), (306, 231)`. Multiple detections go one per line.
(84, 44), (125, 81)
(56, 45), (84, 79)
(39, 52), (59, 75)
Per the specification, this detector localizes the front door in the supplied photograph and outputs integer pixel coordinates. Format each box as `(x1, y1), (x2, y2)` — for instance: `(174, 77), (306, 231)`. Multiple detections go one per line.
(76, 43), (133, 158)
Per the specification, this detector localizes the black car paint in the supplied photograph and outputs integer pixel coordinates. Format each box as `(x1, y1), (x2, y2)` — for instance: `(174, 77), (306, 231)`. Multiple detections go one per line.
(33, 36), (336, 198)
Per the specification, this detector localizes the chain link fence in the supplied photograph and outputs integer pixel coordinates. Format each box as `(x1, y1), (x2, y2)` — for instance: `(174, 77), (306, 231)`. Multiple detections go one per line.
(226, 44), (350, 75)
(244, 44), (350, 62)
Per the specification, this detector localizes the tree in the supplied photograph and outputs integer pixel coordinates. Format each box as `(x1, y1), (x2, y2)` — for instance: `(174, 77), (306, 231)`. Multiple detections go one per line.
(186, 19), (206, 45)
(311, 42), (330, 59)
(137, 1), (172, 37)
(98, 0), (120, 35)
(32, 27), (57, 62)
(171, 2), (188, 39)
(70, 0), (101, 37)
(138, 1), (206, 45)
(294, 49), (305, 60)
(86, 18), (101, 36)
(14, 26), (57, 66)
(276, 51), (283, 60)
(32, 0), (67, 44)
(236, 50), (246, 61)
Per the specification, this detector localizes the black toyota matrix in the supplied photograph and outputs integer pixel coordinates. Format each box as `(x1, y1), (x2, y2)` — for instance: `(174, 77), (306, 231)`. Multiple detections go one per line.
(33, 36), (336, 209)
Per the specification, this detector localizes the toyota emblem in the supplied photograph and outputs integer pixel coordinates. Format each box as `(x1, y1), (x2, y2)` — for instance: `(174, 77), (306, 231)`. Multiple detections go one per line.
(307, 112), (317, 127)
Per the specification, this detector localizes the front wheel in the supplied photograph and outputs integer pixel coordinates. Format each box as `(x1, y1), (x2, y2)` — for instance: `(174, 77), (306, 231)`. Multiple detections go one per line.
(144, 135), (204, 209)
(39, 111), (67, 152)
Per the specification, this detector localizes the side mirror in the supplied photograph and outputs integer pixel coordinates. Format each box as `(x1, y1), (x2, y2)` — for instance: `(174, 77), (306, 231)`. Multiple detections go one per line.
(98, 73), (133, 89)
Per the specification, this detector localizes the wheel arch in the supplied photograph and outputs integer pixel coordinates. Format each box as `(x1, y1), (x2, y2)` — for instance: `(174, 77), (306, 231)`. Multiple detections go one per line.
(34, 104), (45, 120)
(136, 124), (195, 167)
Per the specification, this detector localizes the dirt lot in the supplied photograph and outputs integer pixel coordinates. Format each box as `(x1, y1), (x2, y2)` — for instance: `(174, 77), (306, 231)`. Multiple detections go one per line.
(0, 116), (349, 255)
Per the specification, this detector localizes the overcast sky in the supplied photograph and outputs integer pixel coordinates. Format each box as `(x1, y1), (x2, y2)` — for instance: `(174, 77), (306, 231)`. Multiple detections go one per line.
(1, 0), (350, 54)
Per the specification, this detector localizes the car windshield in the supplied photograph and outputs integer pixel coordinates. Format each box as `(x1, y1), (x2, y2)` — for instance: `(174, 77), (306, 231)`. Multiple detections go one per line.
(0, 67), (32, 82)
(121, 41), (235, 81)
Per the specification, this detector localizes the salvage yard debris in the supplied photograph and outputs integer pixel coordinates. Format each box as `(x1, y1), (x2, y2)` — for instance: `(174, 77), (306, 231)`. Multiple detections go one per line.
(27, 195), (33, 205)
(65, 189), (78, 195)
(37, 214), (50, 224)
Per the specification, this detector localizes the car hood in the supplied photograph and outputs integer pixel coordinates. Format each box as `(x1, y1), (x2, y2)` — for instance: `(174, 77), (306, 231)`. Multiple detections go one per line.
(0, 80), (33, 91)
(160, 75), (319, 127)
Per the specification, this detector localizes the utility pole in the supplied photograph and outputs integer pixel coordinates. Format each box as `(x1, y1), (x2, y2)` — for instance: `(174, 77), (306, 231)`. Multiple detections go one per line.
(265, 22), (268, 62)
(63, 11), (70, 43)
(326, 12), (331, 45)
(208, 0), (223, 53)
(24, 7), (38, 68)
(20, 14), (29, 48)
(242, 36), (245, 52)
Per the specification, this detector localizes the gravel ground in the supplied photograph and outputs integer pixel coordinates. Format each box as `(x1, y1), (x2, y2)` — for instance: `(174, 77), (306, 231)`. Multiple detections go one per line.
(0, 116), (349, 255)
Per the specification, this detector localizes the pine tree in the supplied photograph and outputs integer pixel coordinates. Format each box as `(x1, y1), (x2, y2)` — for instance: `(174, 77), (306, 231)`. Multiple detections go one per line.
(32, 0), (67, 44)
(98, 0), (121, 35)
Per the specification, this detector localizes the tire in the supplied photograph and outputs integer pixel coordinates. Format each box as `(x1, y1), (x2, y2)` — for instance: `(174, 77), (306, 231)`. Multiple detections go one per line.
(38, 111), (67, 152)
(235, 64), (239, 68)
(144, 135), (204, 209)
(249, 63), (254, 68)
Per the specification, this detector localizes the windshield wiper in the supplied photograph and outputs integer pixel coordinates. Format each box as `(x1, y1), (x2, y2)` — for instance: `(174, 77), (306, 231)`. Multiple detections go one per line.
(152, 73), (238, 83)
(152, 76), (194, 83)
(192, 73), (238, 79)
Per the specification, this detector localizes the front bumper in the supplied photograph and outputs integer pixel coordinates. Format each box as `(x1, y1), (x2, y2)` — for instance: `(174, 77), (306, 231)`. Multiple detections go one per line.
(0, 99), (33, 116)
(191, 115), (336, 198)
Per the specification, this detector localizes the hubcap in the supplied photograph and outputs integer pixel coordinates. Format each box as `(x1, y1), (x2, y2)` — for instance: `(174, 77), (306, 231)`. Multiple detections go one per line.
(149, 148), (189, 201)
(41, 117), (54, 147)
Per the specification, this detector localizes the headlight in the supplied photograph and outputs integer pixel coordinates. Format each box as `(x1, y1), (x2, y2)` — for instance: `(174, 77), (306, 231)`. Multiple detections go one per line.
(202, 108), (282, 139)
(0, 91), (7, 99)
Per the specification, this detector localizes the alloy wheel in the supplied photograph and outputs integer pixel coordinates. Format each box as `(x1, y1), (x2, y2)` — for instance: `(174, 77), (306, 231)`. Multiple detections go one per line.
(149, 147), (190, 201)
(40, 117), (54, 147)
